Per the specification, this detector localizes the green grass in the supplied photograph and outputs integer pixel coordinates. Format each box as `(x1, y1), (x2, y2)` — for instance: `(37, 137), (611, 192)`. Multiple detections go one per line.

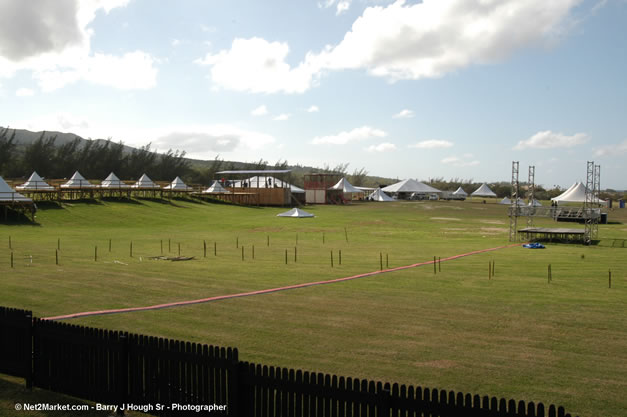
(1, 198), (626, 417)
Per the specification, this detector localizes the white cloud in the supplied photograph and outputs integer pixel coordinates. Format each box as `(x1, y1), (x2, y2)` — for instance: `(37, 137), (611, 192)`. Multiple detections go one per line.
(274, 113), (291, 121)
(514, 130), (589, 150)
(307, 105), (320, 113)
(201, 1), (580, 94)
(171, 39), (181, 47)
(251, 105), (269, 116)
(392, 109), (414, 119)
(441, 154), (480, 167)
(195, 37), (319, 94)
(154, 126), (276, 153)
(319, 0), (353, 16)
(594, 140), (627, 157)
(409, 140), (454, 149)
(16, 88), (35, 97)
(366, 142), (397, 152)
(312, 126), (386, 145)
(0, 0), (157, 91)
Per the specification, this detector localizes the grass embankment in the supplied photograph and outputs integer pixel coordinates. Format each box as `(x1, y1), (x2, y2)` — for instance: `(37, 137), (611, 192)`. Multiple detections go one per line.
(1, 199), (626, 416)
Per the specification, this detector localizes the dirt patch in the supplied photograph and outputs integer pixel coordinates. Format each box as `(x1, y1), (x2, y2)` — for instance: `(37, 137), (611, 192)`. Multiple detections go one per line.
(480, 220), (505, 225)
(415, 360), (456, 369)
(430, 217), (461, 221)
(442, 227), (468, 231)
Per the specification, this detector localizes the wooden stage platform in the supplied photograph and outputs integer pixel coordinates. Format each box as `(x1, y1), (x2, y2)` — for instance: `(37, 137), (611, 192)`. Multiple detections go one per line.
(518, 227), (585, 243)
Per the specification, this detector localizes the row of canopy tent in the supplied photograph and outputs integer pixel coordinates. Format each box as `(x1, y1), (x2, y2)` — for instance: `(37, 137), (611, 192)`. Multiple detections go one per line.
(0, 176), (32, 202)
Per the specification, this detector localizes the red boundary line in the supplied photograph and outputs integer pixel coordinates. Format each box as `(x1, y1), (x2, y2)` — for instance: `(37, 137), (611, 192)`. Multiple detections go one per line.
(44, 243), (520, 321)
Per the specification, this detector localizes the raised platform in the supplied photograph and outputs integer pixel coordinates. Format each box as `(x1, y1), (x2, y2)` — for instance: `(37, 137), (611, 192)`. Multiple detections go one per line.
(518, 227), (585, 242)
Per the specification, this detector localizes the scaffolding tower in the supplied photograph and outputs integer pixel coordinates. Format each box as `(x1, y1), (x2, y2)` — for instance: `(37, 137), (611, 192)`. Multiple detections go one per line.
(509, 161), (520, 242)
(527, 165), (535, 228)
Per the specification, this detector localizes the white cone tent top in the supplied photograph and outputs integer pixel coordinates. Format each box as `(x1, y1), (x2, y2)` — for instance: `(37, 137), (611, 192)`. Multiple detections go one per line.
(329, 178), (363, 193)
(16, 171), (54, 190)
(61, 171), (95, 188)
(551, 182), (587, 203)
(0, 177), (32, 202)
(499, 197), (511, 205)
(452, 186), (468, 196)
(203, 180), (230, 194)
(528, 199), (542, 207)
(100, 172), (129, 188)
(277, 207), (314, 218)
(382, 178), (441, 194)
(163, 176), (192, 191)
(131, 173), (159, 189)
(471, 183), (497, 197)
(231, 176), (304, 193)
(368, 188), (395, 201)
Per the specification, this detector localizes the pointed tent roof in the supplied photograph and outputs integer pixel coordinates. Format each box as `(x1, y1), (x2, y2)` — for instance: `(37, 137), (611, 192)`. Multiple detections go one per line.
(452, 186), (468, 196)
(277, 207), (314, 218)
(131, 174), (158, 189)
(15, 171), (54, 190)
(0, 177), (32, 202)
(499, 197), (511, 205)
(471, 183), (497, 197)
(163, 176), (192, 191)
(368, 188), (395, 201)
(203, 180), (230, 194)
(61, 171), (95, 188)
(528, 199), (542, 207)
(329, 178), (362, 193)
(100, 172), (129, 188)
(382, 178), (441, 194)
(231, 176), (304, 193)
(551, 182), (587, 203)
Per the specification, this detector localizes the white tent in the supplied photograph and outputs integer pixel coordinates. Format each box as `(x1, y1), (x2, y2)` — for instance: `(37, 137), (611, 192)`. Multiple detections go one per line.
(231, 176), (304, 193)
(551, 182), (587, 203)
(499, 197), (511, 205)
(277, 207), (314, 218)
(528, 199), (542, 207)
(368, 188), (395, 202)
(0, 177), (32, 202)
(163, 176), (192, 191)
(452, 186), (468, 197)
(61, 171), (95, 188)
(203, 180), (229, 194)
(100, 172), (129, 188)
(131, 174), (158, 189)
(471, 183), (497, 197)
(16, 172), (54, 190)
(382, 179), (441, 194)
(329, 178), (363, 193)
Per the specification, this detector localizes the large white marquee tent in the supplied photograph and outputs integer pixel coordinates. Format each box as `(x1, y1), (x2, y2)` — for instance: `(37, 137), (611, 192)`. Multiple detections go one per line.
(382, 179), (441, 195)
(471, 183), (497, 197)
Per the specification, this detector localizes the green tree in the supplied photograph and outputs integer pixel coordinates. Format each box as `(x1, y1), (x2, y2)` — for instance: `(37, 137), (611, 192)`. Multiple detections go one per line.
(0, 128), (17, 176)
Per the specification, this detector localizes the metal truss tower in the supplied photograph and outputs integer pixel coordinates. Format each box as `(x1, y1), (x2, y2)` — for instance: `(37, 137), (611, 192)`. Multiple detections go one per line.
(584, 161), (595, 244)
(527, 165), (535, 228)
(509, 161), (520, 242)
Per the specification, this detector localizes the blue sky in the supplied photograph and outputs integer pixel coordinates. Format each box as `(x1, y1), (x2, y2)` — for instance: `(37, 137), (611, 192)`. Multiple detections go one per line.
(1, 0), (626, 189)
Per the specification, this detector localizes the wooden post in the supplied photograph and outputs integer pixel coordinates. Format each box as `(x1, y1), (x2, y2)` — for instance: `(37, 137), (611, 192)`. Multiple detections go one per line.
(489, 262), (492, 279)
(285, 249), (288, 265)
(204, 240), (207, 258)
(252, 245), (255, 260)
(386, 253), (389, 268)
(109, 238), (112, 252)
(548, 264), (552, 283)
(178, 243), (181, 257)
(380, 253), (383, 271)
(296, 233), (298, 246)
(168, 238), (171, 252)
(95, 246), (98, 262)
(323, 232), (325, 245)
(55, 249), (58, 265)
(339, 249), (342, 265)
(236, 236), (239, 248)
(433, 256), (436, 274)
(330, 250), (334, 267)
(241, 246), (244, 261)
(9, 236), (11, 250)
(11, 252), (13, 268)
(492, 261), (495, 276)
(438, 257), (441, 272)
(214, 241), (217, 256)
(57, 238), (60, 251)
(294, 247), (297, 262)
(609, 270), (612, 288)
(267, 235), (270, 247)
(344, 227), (348, 243)
(160, 239), (163, 254)
(130, 241), (133, 257)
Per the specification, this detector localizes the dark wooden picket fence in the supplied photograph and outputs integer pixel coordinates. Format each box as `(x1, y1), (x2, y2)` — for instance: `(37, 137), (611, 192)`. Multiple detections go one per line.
(0, 306), (578, 417)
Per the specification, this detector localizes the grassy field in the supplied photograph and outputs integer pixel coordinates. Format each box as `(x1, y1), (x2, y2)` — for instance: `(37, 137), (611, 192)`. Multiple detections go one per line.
(1, 198), (626, 416)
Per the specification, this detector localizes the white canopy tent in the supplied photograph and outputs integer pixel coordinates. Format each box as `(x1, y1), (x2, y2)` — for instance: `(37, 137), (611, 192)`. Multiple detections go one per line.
(551, 182), (587, 203)
(100, 172), (129, 188)
(277, 207), (314, 218)
(0, 177), (32, 202)
(203, 180), (230, 194)
(382, 179), (441, 194)
(452, 186), (468, 197)
(471, 183), (497, 197)
(368, 188), (395, 202)
(231, 176), (304, 193)
(528, 199), (542, 207)
(329, 178), (363, 194)
(163, 176), (192, 191)
(16, 172), (54, 190)
(131, 174), (159, 189)
(61, 171), (95, 188)
(499, 197), (511, 205)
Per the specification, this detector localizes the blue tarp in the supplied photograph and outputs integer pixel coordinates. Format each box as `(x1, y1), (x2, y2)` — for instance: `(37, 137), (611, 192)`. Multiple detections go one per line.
(522, 243), (545, 249)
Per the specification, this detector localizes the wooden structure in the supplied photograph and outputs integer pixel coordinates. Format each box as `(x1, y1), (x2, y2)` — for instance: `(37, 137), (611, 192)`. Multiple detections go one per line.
(216, 170), (296, 206)
(304, 173), (342, 204)
(518, 227), (585, 243)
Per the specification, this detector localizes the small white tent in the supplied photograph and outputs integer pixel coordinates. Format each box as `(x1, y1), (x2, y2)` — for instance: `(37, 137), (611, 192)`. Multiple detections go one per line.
(471, 183), (497, 197)
(100, 172), (129, 188)
(203, 180), (229, 194)
(61, 171), (94, 188)
(329, 178), (362, 193)
(0, 177), (32, 202)
(131, 174), (158, 189)
(163, 176), (192, 191)
(528, 199), (542, 207)
(16, 172), (54, 190)
(499, 197), (511, 205)
(368, 188), (394, 202)
(277, 207), (314, 218)
(452, 186), (468, 197)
